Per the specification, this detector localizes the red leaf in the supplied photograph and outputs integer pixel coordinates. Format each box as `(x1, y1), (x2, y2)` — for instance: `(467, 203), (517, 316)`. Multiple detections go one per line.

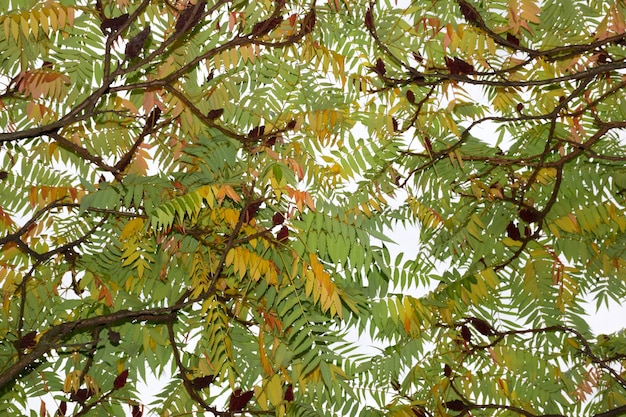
(229, 388), (254, 412)
(113, 369), (129, 390)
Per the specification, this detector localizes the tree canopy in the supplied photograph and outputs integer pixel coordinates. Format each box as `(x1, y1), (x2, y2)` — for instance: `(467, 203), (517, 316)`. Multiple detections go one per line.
(1, 0), (626, 416)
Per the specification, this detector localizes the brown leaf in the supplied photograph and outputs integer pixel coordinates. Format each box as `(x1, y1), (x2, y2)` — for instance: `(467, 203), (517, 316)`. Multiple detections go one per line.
(287, 119), (297, 129)
(100, 13), (129, 34)
(207, 108), (224, 120)
(458, 0), (482, 25)
(175, 1), (207, 33)
(364, 8), (374, 31)
(0, 171), (8, 181)
(125, 26), (150, 59)
(444, 399), (466, 411)
(113, 369), (129, 390)
(277, 226), (289, 242)
(228, 388), (254, 412)
(14, 331), (37, 350)
(516, 102), (524, 113)
(391, 117), (398, 132)
(444, 364), (452, 378)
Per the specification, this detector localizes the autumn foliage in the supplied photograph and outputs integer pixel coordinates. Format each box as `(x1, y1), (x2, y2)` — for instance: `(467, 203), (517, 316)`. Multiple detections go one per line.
(1, 1), (626, 416)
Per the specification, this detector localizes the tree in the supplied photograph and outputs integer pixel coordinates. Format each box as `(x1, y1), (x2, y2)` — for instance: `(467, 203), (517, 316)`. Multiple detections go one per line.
(0, 0), (625, 416)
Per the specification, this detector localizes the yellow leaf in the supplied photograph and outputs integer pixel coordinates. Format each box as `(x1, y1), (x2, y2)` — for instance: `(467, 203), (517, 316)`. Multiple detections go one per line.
(120, 218), (145, 241)
(20, 14), (29, 38)
(267, 374), (282, 407)
(225, 248), (235, 267)
(40, 9), (49, 33)
(254, 385), (269, 411)
(3, 17), (10, 40)
(30, 10), (39, 38)
(11, 15), (19, 41)
(48, 8), (57, 30)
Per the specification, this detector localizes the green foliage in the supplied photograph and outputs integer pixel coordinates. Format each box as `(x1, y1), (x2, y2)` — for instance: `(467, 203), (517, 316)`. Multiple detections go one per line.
(1, 0), (625, 416)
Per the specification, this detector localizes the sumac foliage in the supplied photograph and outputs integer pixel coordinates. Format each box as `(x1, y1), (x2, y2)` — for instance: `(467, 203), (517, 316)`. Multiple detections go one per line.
(0, 1), (625, 417)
